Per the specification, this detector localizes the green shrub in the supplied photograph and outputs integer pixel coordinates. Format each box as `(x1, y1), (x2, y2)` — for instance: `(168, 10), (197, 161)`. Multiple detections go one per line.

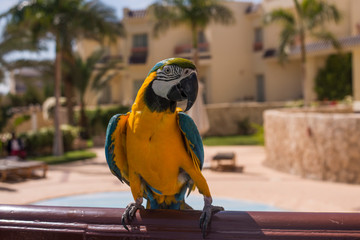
(14, 114), (31, 128)
(237, 118), (256, 135)
(19, 125), (79, 156)
(34, 150), (97, 165)
(75, 106), (129, 137)
(0, 106), (12, 132)
(315, 53), (352, 100)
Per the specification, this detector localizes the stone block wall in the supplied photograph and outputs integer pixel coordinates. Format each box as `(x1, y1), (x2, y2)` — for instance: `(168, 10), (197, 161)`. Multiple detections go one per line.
(205, 102), (285, 136)
(264, 108), (360, 184)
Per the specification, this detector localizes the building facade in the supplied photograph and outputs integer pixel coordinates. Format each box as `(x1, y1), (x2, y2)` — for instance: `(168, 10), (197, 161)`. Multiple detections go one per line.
(77, 0), (360, 107)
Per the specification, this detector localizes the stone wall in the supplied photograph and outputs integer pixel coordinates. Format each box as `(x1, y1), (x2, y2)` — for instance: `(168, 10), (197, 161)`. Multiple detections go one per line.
(264, 108), (360, 184)
(205, 102), (285, 136)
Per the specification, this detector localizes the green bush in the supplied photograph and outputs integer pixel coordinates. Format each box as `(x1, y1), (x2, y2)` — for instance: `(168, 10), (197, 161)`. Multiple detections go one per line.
(0, 106), (12, 132)
(14, 114), (31, 128)
(237, 118), (256, 135)
(315, 53), (352, 100)
(75, 105), (129, 137)
(34, 150), (97, 165)
(19, 125), (79, 156)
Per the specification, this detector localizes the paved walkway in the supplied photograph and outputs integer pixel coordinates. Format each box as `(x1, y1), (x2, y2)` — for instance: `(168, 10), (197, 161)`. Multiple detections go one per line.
(1, 146), (360, 212)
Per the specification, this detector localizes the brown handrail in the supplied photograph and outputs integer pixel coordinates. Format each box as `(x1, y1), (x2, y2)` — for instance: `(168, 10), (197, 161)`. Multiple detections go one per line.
(0, 204), (360, 239)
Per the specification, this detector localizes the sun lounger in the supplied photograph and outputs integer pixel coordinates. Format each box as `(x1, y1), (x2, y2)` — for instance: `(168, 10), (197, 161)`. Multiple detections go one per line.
(0, 158), (48, 181)
(211, 152), (241, 172)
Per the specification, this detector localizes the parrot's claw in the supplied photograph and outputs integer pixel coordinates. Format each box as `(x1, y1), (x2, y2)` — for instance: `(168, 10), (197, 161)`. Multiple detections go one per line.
(199, 203), (224, 238)
(121, 201), (144, 231)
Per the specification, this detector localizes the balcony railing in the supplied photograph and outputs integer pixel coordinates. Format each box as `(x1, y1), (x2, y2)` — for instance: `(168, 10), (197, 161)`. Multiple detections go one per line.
(129, 47), (148, 64)
(253, 42), (263, 51)
(95, 55), (124, 70)
(174, 42), (210, 55)
(99, 55), (123, 63)
(1, 204), (360, 239)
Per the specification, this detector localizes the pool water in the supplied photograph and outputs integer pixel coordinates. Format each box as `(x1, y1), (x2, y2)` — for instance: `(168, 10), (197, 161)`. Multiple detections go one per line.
(33, 191), (282, 211)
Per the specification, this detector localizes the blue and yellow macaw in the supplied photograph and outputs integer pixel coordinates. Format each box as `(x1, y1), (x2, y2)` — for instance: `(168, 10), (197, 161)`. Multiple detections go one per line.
(105, 58), (223, 237)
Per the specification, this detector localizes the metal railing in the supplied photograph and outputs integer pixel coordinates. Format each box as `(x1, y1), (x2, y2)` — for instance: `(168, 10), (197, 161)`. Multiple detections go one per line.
(1, 204), (360, 239)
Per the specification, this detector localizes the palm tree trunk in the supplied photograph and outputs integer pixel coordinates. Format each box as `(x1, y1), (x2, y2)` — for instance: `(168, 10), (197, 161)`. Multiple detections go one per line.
(53, 37), (64, 156)
(64, 74), (75, 125)
(63, 47), (76, 126)
(300, 30), (309, 106)
(79, 99), (89, 139)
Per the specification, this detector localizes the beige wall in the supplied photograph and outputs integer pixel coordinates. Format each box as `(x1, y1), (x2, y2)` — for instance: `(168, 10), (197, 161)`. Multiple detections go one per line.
(352, 47), (360, 101)
(264, 59), (302, 101)
(350, 0), (360, 36)
(208, 2), (255, 103)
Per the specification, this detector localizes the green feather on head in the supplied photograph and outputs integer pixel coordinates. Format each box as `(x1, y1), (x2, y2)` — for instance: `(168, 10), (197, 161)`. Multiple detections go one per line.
(147, 58), (196, 76)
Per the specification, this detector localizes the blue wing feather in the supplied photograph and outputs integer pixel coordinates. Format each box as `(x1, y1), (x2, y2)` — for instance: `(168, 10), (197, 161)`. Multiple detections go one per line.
(178, 111), (204, 170)
(105, 114), (125, 183)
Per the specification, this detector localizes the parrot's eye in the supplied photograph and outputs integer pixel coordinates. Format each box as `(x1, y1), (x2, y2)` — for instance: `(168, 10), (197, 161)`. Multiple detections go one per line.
(184, 69), (190, 75)
(163, 66), (171, 74)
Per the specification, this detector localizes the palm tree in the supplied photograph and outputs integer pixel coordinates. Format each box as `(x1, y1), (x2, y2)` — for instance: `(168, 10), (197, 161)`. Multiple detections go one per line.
(2, 0), (124, 155)
(0, 29), (45, 83)
(70, 49), (119, 138)
(152, 0), (234, 67)
(264, 0), (341, 104)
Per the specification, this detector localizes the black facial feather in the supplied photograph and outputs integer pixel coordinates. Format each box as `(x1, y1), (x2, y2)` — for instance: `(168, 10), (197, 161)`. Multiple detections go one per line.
(144, 81), (176, 112)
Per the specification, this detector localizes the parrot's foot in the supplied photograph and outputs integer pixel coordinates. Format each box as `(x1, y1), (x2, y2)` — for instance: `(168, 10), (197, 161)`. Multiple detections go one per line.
(122, 198), (144, 231)
(199, 197), (224, 239)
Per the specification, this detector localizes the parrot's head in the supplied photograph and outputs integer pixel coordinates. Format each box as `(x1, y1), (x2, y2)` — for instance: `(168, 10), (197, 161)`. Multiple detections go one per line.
(144, 58), (198, 113)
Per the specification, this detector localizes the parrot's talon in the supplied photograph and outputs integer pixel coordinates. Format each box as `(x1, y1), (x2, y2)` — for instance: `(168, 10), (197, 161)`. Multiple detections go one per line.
(199, 205), (224, 238)
(121, 215), (129, 231)
(121, 202), (144, 231)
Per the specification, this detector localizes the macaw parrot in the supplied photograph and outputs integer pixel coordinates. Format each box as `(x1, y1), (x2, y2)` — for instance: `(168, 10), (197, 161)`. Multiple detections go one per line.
(105, 58), (223, 237)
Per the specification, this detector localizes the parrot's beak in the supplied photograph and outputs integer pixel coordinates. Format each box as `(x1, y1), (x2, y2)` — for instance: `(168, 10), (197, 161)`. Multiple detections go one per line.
(167, 73), (198, 111)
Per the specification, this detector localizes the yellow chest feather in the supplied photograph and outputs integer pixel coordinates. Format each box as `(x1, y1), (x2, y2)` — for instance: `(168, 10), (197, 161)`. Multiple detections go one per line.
(126, 108), (189, 194)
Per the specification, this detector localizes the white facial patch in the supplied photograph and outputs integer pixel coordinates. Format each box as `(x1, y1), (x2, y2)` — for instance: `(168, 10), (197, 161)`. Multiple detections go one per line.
(152, 67), (197, 99)
(152, 78), (182, 99)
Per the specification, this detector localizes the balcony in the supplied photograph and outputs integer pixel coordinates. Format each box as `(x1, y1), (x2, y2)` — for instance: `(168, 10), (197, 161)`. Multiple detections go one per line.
(253, 42), (263, 52)
(174, 42), (211, 61)
(95, 55), (124, 70)
(1, 204), (360, 239)
(99, 55), (123, 63)
(129, 47), (148, 64)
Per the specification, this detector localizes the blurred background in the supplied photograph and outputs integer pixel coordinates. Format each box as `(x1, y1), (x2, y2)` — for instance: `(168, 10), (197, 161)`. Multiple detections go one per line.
(0, 0), (359, 213)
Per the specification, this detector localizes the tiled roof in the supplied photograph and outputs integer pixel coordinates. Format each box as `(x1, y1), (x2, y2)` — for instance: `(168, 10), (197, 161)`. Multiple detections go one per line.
(127, 9), (147, 18)
(290, 34), (360, 54)
(264, 34), (360, 58)
(245, 3), (261, 14)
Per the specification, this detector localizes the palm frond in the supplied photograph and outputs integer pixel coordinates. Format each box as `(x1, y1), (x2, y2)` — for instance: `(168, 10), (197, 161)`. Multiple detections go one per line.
(77, 0), (125, 42)
(303, 0), (341, 30)
(72, 49), (120, 100)
(151, 2), (183, 37)
(152, 0), (234, 37)
(310, 31), (341, 50)
(202, 2), (235, 27)
(264, 9), (295, 26)
(6, 59), (53, 72)
(278, 24), (297, 64)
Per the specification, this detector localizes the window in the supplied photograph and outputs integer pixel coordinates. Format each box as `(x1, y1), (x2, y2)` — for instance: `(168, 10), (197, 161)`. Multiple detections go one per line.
(132, 33), (148, 48)
(198, 31), (206, 44)
(130, 34), (148, 64)
(256, 74), (265, 102)
(253, 27), (263, 51)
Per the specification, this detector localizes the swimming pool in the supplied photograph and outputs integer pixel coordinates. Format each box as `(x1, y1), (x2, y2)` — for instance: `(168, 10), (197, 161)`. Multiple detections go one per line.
(33, 191), (282, 211)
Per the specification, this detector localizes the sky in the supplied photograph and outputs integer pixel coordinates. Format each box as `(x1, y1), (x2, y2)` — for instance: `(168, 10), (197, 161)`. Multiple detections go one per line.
(0, 0), (261, 92)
